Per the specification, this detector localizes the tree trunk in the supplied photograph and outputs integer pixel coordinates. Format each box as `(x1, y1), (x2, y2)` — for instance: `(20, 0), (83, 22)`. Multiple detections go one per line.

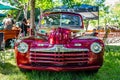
(16, 10), (22, 21)
(23, 2), (29, 19)
(30, 0), (36, 35)
(103, 19), (110, 43)
(85, 20), (89, 31)
(23, 3), (28, 19)
(103, 25), (110, 43)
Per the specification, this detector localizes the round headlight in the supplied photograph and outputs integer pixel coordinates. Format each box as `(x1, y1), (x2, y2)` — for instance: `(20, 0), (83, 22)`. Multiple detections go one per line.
(17, 42), (29, 53)
(90, 42), (102, 53)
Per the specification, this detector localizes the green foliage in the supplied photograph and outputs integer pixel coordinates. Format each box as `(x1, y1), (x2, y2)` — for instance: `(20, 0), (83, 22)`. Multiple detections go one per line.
(111, 3), (120, 27)
(62, 0), (74, 7)
(36, 0), (54, 10)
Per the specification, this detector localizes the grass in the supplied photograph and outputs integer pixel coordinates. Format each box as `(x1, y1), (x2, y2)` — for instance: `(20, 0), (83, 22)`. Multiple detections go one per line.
(0, 46), (120, 80)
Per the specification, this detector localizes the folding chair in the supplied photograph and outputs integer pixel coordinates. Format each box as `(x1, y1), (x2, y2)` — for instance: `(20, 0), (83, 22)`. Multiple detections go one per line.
(0, 32), (5, 63)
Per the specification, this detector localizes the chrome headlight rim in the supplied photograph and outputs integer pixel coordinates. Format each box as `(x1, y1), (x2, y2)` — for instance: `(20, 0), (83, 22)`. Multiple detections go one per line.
(17, 42), (29, 54)
(90, 42), (102, 53)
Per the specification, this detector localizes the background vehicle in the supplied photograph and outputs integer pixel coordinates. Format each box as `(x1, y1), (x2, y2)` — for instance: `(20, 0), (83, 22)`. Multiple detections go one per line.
(15, 11), (104, 72)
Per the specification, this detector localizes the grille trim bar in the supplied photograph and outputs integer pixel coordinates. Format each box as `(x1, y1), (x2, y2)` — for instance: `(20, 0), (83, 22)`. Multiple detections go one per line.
(30, 52), (89, 57)
(30, 45), (89, 52)
(30, 57), (88, 61)
(30, 60), (88, 64)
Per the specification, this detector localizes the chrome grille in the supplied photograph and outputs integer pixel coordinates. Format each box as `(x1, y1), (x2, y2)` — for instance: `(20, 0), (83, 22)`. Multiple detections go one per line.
(29, 51), (89, 67)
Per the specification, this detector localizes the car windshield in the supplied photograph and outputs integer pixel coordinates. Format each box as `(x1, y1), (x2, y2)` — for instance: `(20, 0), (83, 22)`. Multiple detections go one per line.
(40, 13), (82, 29)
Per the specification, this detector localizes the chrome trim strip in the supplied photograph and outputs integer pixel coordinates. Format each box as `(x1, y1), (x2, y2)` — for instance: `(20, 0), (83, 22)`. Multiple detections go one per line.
(79, 36), (98, 39)
(30, 45), (89, 52)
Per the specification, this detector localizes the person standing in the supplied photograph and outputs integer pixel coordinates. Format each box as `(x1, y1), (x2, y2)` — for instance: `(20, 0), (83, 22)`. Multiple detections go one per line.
(20, 18), (29, 36)
(91, 29), (98, 36)
(2, 14), (14, 30)
(0, 33), (4, 51)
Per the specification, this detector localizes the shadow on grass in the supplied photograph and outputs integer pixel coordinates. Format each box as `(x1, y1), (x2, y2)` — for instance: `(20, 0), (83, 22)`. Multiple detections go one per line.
(24, 70), (97, 80)
(0, 62), (18, 75)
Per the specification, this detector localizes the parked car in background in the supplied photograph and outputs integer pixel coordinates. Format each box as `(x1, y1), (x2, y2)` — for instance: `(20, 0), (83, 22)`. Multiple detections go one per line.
(15, 11), (104, 72)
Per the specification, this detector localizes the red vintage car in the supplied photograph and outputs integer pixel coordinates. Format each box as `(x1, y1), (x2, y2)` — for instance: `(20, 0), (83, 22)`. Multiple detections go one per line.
(14, 12), (104, 72)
